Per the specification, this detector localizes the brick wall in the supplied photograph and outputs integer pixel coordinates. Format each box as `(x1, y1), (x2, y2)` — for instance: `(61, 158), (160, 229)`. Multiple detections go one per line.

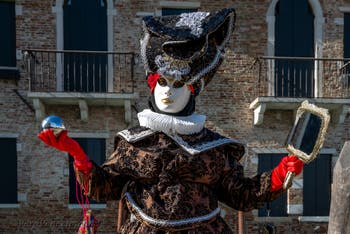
(0, 0), (349, 233)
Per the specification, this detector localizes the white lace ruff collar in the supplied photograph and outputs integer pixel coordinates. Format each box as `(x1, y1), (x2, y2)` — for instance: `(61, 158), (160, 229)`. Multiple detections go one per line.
(137, 109), (206, 135)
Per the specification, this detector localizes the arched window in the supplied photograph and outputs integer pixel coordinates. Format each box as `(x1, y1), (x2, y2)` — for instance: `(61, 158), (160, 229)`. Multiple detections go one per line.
(266, 0), (324, 97)
(274, 0), (315, 97)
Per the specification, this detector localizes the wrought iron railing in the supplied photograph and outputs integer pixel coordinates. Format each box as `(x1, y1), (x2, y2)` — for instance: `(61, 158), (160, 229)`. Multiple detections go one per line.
(254, 56), (350, 98)
(23, 49), (135, 93)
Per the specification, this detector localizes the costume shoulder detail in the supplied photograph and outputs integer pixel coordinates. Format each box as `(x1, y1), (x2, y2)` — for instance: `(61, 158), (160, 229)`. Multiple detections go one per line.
(117, 126), (156, 143)
(166, 128), (244, 155)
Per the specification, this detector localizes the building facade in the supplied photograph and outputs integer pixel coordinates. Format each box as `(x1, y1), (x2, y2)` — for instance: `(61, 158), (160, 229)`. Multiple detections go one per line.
(1, 0), (350, 233)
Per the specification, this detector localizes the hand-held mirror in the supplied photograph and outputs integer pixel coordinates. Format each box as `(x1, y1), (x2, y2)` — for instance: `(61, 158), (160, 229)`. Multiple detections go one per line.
(283, 100), (330, 189)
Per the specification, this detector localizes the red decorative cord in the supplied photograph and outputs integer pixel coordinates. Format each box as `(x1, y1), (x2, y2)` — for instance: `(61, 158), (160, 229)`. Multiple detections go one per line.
(76, 179), (99, 233)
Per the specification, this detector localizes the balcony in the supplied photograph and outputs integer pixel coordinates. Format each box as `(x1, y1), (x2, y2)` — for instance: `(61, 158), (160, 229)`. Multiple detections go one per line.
(250, 56), (350, 125)
(23, 49), (138, 123)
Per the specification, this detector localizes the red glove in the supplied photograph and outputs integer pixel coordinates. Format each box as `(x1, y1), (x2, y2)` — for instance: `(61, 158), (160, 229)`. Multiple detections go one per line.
(38, 129), (92, 175)
(271, 155), (304, 192)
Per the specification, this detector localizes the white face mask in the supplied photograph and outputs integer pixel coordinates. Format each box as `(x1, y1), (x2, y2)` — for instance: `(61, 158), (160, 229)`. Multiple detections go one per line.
(154, 77), (191, 114)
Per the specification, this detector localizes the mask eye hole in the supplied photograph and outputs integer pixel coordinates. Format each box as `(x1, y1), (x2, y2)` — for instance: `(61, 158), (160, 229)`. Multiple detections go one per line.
(173, 80), (185, 88)
(157, 77), (167, 87)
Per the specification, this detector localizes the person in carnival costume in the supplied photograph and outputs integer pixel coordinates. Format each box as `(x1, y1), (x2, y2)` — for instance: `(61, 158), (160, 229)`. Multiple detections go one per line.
(38, 8), (303, 233)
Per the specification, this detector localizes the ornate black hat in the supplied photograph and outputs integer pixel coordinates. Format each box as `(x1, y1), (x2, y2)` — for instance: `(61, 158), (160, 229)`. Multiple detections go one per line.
(140, 8), (236, 95)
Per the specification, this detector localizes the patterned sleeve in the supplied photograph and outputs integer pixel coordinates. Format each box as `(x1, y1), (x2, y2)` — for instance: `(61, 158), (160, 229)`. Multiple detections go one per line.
(217, 144), (283, 211)
(74, 147), (130, 202)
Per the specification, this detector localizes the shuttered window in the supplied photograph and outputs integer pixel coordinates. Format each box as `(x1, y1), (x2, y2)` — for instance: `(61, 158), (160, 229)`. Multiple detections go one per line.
(258, 154), (287, 217)
(274, 0), (314, 97)
(0, 138), (17, 204)
(344, 13), (350, 85)
(162, 8), (197, 16)
(69, 138), (106, 204)
(63, 0), (107, 92)
(0, 1), (19, 79)
(344, 13), (350, 59)
(0, 1), (16, 67)
(303, 154), (331, 216)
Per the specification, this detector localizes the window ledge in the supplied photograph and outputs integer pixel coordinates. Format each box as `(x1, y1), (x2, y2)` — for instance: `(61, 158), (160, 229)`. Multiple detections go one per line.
(254, 216), (294, 223)
(28, 91), (139, 123)
(249, 97), (350, 125)
(0, 204), (20, 208)
(254, 216), (329, 223)
(298, 216), (329, 222)
(0, 66), (20, 80)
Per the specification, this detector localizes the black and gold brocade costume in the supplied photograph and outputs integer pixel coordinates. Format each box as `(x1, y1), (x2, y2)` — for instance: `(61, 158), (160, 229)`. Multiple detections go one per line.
(76, 126), (281, 233)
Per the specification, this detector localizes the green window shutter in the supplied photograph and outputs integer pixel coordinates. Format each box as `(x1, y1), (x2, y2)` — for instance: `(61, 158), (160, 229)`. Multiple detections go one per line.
(162, 8), (197, 16)
(344, 13), (350, 59)
(69, 138), (106, 204)
(258, 153), (287, 217)
(303, 154), (331, 216)
(63, 0), (107, 92)
(0, 2), (16, 67)
(0, 138), (17, 203)
(274, 0), (314, 97)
